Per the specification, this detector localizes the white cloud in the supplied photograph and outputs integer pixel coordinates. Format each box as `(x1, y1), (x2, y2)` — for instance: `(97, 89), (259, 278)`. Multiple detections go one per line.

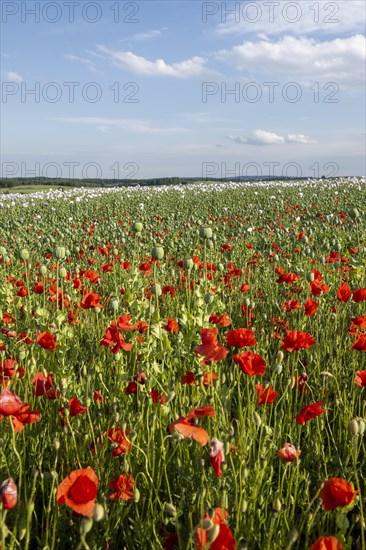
(287, 134), (316, 144)
(227, 129), (316, 145)
(129, 29), (165, 40)
(2, 71), (23, 82)
(52, 117), (190, 135)
(65, 54), (97, 73)
(96, 45), (218, 79)
(215, 35), (365, 87)
(216, 1), (365, 36)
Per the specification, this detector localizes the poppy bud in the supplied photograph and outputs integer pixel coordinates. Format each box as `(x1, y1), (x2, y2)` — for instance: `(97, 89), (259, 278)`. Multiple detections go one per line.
(92, 503), (104, 522)
(151, 246), (164, 260)
(165, 391), (176, 404)
(0, 478), (17, 510)
(241, 500), (248, 513)
(243, 297), (250, 307)
(288, 529), (299, 543)
(133, 488), (140, 503)
(0, 246), (7, 257)
(207, 523), (220, 543)
(80, 517), (93, 535)
(272, 497), (282, 513)
(200, 226), (212, 240)
(217, 263), (225, 272)
(276, 351), (284, 364)
(253, 411), (262, 428)
(59, 267), (67, 278)
(201, 518), (214, 530)
(53, 437), (60, 451)
(164, 503), (177, 517)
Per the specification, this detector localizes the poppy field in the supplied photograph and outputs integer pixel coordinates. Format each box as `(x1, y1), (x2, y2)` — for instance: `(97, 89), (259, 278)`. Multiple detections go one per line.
(0, 177), (365, 550)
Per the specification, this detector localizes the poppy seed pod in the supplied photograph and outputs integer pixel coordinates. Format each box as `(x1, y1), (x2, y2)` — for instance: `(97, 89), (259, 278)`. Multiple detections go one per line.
(151, 246), (164, 260)
(132, 222), (143, 233)
(0, 478), (17, 510)
(184, 258), (194, 270)
(151, 284), (162, 297)
(59, 267), (67, 279)
(349, 418), (365, 436)
(39, 265), (47, 276)
(349, 208), (360, 219)
(200, 226), (212, 239)
(19, 248), (29, 260)
(53, 246), (66, 259)
(204, 292), (214, 304)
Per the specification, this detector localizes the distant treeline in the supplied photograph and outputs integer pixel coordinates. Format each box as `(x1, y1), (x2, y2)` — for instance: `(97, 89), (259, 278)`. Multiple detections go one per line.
(0, 177), (190, 188)
(0, 175), (328, 189)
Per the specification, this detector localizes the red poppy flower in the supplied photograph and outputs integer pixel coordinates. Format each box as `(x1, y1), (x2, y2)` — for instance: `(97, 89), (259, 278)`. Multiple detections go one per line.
(195, 328), (229, 364)
(32, 372), (60, 399)
(2, 312), (16, 324)
(233, 352), (266, 377)
(100, 326), (132, 354)
(135, 321), (149, 333)
(276, 272), (299, 284)
(16, 287), (28, 297)
(162, 286), (176, 297)
(163, 318), (179, 333)
(310, 536), (345, 550)
(0, 359), (24, 386)
(93, 390), (103, 403)
(337, 282), (352, 302)
(310, 279), (330, 296)
(108, 473), (134, 500)
(281, 330), (316, 352)
(37, 331), (57, 352)
(352, 287), (366, 303)
(304, 298), (318, 316)
(115, 314), (136, 331)
(282, 300), (301, 312)
(68, 398), (87, 416)
(0, 387), (23, 416)
(319, 478), (358, 511)
(196, 508), (236, 550)
(169, 405), (215, 447)
(33, 282), (45, 294)
(67, 309), (80, 325)
(255, 384), (278, 406)
(202, 372), (219, 386)
(10, 403), (41, 432)
(350, 315), (366, 330)
(277, 443), (301, 462)
(150, 390), (166, 404)
(225, 328), (256, 348)
(125, 381), (138, 395)
(209, 313), (232, 327)
(80, 292), (103, 309)
(0, 478), (17, 510)
(295, 402), (326, 425)
(355, 370), (366, 386)
(104, 427), (132, 457)
(56, 467), (98, 516)
(181, 371), (197, 385)
(350, 334), (366, 351)
(209, 438), (225, 477)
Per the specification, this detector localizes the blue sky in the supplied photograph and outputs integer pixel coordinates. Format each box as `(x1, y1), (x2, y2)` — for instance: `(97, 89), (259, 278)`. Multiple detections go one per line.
(1, 0), (365, 179)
